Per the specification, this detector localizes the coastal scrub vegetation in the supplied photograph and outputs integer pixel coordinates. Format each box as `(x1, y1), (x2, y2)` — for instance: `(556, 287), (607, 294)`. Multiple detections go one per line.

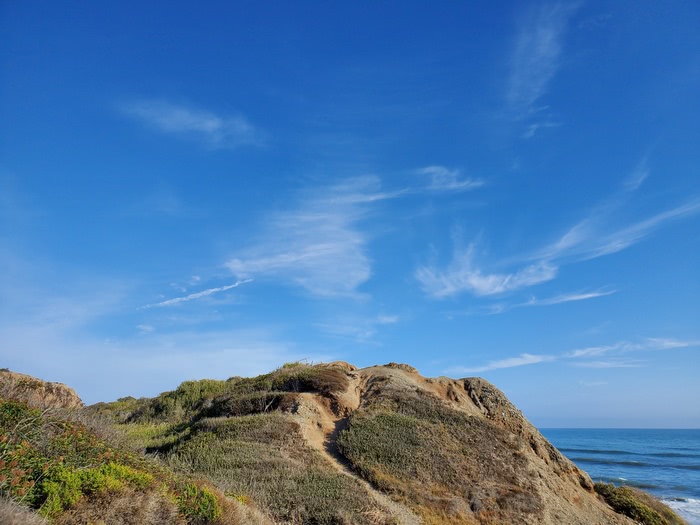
(336, 379), (542, 523)
(0, 398), (253, 524)
(163, 413), (384, 524)
(90, 362), (348, 428)
(1, 363), (689, 525)
(594, 482), (687, 525)
(101, 363), (387, 524)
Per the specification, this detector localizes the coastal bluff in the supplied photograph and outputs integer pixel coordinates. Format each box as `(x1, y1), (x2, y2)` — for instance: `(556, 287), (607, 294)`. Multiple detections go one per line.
(0, 368), (83, 409)
(2, 363), (684, 524)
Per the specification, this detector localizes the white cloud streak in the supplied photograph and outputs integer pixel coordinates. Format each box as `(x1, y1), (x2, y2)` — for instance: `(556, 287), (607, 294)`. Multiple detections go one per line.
(0, 266), (325, 403)
(523, 289), (616, 306)
(449, 337), (699, 376)
(316, 313), (400, 343)
(624, 157), (650, 192)
(122, 100), (262, 148)
(226, 176), (394, 297)
(448, 353), (554, 374)
(507, 3), (579, 119)
(420, 164), (699, 300)
(416, 244), (557, 297)
(542, 199), (700, 263)
(460, 289), (616, 316)
(140, 279), (252, 309)
(522, 121), (561, 138)
(417, 166), (485, 192)
(567, 338), (700, 358)
(2, 322), (328, 404)
(573, 360), (644, 369)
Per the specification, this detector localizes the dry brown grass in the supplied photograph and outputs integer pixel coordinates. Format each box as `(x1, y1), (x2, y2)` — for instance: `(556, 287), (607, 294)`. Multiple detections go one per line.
(54, 488), (183, 525)
(163, 413), (392, 524)
(0, 498), (48, 525)
(336, 380), (544, 524)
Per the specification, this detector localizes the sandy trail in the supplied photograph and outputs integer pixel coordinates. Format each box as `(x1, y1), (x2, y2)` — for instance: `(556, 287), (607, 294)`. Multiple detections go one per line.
(293, 372), (421, 525)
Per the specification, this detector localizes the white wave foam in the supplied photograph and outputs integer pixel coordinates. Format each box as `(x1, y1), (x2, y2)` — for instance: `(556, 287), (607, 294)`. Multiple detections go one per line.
(664, 497), (700, 525)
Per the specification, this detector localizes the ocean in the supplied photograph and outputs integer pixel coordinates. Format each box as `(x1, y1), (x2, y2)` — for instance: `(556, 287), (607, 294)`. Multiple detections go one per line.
(541, 429), (700, 525)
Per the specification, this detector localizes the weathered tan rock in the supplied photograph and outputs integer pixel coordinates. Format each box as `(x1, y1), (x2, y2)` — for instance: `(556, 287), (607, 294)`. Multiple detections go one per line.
(0, 369), (83, 409)
(290, 363), (636, 525)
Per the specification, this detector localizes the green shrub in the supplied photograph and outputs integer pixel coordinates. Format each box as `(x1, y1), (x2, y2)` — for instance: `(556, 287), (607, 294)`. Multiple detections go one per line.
(101, 462), (154, 489)
(202, 391), (287, 418)
(77, 467), (114, 495)
(177, 482), (222, 524)
(38, 464), (82, 518)
(336, 411), (426, 484)
(594, 482), (686, 525)
(0, 398), (236, 524)
(270, 364), (349, 395)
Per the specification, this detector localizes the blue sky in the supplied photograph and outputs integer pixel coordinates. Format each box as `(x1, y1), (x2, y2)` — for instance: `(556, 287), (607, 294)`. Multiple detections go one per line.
(1, 1), (699, 427)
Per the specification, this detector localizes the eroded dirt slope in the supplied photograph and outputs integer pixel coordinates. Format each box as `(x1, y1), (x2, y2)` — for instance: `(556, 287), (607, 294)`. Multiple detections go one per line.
(288, 362), (635, 525)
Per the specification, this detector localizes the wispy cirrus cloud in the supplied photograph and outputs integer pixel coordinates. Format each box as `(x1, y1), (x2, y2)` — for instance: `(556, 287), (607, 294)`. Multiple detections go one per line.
(624, 156), (651, 192)
(140, 279), (252, 309)
(121, 100), (263, 149)
(459, 288), (616, 316)
(522, 289), (616, 307)
(417, 166), (485, 192)
(0, 259), (324, 403)
(226, 176), (395, 297)
(419, 157), (699, 300)
(522, 121), (561, 138)
(448, 337), (699, 376)
(573, 360), (644, 369)
(506, 3), (579, 134)
(315, 313), (400, 343)
(541, 198), (700, 262)
(376, 314), (399, 325)
(447, 353), (554, 374)
(416, 244), (557, 297)
(567, 338), (700, 359)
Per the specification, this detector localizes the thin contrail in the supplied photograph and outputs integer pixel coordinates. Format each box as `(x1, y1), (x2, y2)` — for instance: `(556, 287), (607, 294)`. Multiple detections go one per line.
(140, 279), (253, 309)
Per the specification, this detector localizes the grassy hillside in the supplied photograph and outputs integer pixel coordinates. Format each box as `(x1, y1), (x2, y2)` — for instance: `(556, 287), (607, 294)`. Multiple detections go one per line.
(2, 363), (688, 525)
(0, 398), (264, 524)
(90, 362), (396, 524)
(335, 379), (542, 524)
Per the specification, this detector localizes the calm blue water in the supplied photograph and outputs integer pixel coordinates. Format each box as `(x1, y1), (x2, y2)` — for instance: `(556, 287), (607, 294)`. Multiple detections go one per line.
(542, 429), (700, 525)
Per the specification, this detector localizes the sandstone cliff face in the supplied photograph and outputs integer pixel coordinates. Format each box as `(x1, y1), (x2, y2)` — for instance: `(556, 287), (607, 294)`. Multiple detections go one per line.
(0, 369), (83, 409)
(300, 363), (636, 525)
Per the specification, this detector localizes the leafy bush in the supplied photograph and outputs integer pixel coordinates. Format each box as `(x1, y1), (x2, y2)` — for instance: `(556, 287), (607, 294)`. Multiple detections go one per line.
(0, 399), (235, 524)
(202, 391), (287, 418)
(270, 364), (350, 395)
(594, 482), (686, 525)
(91, 364), (351, 430)
(177, 481), (222, 524)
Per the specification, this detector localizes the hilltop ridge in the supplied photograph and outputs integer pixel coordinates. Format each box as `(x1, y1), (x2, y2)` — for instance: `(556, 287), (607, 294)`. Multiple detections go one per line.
(0, 368), (83, 409)
(1, 363), (686, 525)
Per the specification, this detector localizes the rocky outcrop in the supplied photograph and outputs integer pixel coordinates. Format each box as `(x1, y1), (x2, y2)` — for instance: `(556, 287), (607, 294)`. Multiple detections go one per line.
(0, 369), (83, 409)
(296, 362), (636, 525)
